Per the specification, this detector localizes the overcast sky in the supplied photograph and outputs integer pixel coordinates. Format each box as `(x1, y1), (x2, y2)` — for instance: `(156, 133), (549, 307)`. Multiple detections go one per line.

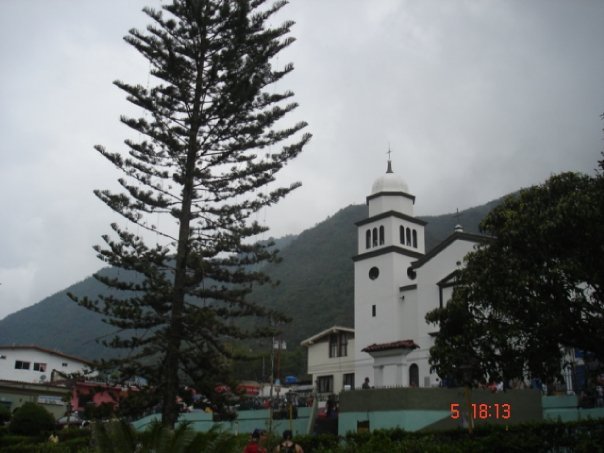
(1, 0), (603, 320)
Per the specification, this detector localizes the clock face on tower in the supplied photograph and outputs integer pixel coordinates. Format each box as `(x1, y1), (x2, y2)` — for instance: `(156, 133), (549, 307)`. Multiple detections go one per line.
(369, 266), (380, 280)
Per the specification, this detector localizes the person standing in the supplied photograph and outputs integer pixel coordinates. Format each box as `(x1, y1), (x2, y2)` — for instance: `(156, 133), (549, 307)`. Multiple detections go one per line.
(362, 377), (371, 389)
(243, 429), (267, 453)
(274, 430), (303, 453)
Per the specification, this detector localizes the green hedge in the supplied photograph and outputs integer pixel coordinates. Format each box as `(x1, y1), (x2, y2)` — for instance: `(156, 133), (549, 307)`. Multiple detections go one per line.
(1, 418), (603, 452)
(0, 404), (11, 423)
(293, 419), (604, 452)
(8, 403), (55, 436)
(0, 426), (91, 452)
(326, 420), (604, 453)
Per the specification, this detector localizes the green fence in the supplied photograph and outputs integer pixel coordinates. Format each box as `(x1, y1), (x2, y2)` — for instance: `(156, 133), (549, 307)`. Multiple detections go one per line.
(338, 388), (542, 434)
(133, 407), (311, 437)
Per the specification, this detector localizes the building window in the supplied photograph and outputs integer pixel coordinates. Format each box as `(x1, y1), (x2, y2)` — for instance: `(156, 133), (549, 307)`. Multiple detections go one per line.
(368, 266), (379, 280)
(329, 334), (338, 358)
(62, 362), (68, 367)
(15, 360), (30, 370)
(33, 362), (47, 372)
(372, 228), (378, 247)
(379, 226), (385, 245)
(329, 333), (349, 358)
(365, 230), (371, 249)
(412, 229), (418, 248)
(406, 227), (411, 246)
(343, 373), (355, 389)
(372, 305), (376, 317)
(317, 375), (334, 393)
(0, 355), (6, 359)
(400, 225), (404, 244)
(339, 334), (348, 357)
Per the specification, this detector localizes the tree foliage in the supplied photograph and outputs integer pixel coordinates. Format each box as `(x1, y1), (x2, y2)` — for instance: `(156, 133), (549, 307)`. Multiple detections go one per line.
(69, 0), (310, 427)
(9, 403), (55, 436)
(91, 420), (242, 453)
(427, 156), (604, 386)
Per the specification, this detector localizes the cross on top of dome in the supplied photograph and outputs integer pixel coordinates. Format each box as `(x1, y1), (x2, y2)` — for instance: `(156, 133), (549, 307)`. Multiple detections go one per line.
(370, 147), (409, 194)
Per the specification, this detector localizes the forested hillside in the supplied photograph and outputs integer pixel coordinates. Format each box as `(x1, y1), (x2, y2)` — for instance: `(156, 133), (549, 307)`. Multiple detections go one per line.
(0, 197), (505, 376)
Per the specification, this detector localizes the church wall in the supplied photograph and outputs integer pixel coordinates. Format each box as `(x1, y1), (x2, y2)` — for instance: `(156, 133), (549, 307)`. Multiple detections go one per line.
(405, 352), (434, 387)
(354, 253), (415, 342)
(399, 281), (419, 344)
(401, 239), (479, 387)
(397, 287), (436, 386)
(356, 217), (424, 255)
(354, 249), (418, 386)
(382, 363), (398, 387)
(387, 217), (425, 255)
(368, 195), (414, 217)
(415, 239), (478, 341)
(398, 286), (418, 342)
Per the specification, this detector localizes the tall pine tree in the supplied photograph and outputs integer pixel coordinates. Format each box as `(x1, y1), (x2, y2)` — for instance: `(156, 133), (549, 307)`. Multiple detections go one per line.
(69, 0), (310, 427)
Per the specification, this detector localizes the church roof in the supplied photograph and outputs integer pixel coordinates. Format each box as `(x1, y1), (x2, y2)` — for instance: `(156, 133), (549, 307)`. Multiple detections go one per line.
(362, 340), (419, 353)
(356, 210), (426, 227)
(410, 231), (491, 270)
(352, 244), (423, 263)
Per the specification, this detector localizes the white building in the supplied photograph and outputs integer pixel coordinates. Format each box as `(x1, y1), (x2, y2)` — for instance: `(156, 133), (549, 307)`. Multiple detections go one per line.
(302, 160), (487, 390)
(300, 326), (355, 394)
(0, 345), (92, 383)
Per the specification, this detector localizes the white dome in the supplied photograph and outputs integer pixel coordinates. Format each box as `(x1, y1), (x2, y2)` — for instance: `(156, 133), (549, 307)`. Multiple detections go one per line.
(371, 166), (409, 194)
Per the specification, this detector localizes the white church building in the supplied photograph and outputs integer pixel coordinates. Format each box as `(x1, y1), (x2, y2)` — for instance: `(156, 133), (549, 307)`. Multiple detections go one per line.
(302, 160), (487, 391)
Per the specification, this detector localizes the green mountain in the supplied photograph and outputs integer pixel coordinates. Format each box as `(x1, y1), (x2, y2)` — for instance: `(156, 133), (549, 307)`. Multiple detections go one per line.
(0, 196), (506, 371)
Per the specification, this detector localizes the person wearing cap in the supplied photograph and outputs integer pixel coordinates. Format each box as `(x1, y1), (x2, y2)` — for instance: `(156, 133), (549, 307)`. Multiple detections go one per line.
(243, 429), (267, 453)
(273, 429), (304, 453)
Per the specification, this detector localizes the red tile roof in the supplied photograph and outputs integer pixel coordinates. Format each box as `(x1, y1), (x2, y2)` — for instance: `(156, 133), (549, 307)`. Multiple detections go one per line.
(362, 340), (419, 353)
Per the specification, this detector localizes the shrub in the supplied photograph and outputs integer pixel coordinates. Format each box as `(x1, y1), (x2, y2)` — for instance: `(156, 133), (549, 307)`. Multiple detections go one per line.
(295, 433), (340, 452)
(8, 402), (55, 436)
(0, 404), (11, 423)
(57, 426), (91, 442)
(84, 402), (114, 420)
(0, 434), (33, 449)
(115, 391), (158, 420)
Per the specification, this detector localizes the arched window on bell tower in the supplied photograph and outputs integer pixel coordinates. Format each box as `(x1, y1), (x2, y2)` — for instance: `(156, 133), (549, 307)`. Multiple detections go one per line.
(412, 229), (417, 248)
(406, 227), (411, 246)
(379, 226), (385, 245)
(366, 230), (371, 249)
(400, 225), (404, 244)
(372, 227), (378, 247)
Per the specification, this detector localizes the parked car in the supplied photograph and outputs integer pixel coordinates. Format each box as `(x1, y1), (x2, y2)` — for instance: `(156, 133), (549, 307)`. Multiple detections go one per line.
(56, 412), (89, 428)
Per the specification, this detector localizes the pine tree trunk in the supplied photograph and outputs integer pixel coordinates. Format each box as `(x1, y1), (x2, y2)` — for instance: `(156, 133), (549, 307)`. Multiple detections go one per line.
(162, 123), (200, 427)
(161, 20), (208, 425)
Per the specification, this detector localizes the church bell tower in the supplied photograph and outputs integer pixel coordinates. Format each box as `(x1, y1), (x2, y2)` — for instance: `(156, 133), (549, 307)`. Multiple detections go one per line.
(353, 157), (426, 384)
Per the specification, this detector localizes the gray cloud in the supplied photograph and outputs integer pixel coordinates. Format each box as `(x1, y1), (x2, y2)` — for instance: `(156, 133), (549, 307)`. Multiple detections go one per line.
(1, 0), (603, 319)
